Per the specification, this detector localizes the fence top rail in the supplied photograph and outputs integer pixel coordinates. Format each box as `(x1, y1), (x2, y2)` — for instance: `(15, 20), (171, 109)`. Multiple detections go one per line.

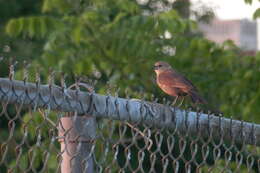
(0, 78), (259, 146)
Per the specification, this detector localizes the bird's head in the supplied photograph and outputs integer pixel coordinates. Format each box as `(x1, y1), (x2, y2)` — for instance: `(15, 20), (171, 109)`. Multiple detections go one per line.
(154, 61), (172, 74)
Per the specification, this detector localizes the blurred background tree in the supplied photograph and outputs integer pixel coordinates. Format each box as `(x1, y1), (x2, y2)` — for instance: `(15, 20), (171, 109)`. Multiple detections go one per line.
(1, 0), (260, 172)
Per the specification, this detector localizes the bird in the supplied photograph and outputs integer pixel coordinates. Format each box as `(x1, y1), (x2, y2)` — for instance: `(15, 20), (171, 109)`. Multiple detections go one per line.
(154, 61), (207, 106)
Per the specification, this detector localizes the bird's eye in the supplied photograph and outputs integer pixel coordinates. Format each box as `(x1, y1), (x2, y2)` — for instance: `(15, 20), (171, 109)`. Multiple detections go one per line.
(154, 64), (162, 69)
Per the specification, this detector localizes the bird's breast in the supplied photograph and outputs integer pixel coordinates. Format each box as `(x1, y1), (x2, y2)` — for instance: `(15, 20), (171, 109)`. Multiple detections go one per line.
(157, 82), (179, 97)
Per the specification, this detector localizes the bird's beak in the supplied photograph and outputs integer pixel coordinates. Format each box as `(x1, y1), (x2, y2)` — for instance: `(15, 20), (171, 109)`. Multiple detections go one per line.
(154, 65), (158, 71)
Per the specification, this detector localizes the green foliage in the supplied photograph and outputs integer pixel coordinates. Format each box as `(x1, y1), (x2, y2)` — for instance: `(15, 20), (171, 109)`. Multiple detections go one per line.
(42, 0), (72, 13)
(244, 0), (253, 4)
(4, 0), (260, 122)
(6, 16), (63, 39)
(0, 0), (43, 77)
(253, 8), (260, 19)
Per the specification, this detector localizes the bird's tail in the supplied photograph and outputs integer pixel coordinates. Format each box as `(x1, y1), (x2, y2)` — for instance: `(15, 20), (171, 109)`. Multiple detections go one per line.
(190, 91), (207, 104)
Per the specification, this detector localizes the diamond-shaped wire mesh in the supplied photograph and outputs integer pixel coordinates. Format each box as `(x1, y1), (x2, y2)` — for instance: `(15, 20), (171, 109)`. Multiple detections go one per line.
(0, 74), (259, 173)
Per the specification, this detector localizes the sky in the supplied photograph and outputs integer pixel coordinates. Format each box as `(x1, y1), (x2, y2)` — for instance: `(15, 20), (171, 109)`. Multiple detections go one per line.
(191, 0), (260, 20)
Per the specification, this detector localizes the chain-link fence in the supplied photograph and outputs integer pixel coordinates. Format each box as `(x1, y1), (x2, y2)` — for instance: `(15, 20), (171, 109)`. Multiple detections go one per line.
(0, 71), (260, 173)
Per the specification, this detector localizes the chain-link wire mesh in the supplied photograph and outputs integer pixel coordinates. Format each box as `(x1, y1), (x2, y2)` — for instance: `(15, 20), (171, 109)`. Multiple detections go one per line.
(0, 68), (260, 173)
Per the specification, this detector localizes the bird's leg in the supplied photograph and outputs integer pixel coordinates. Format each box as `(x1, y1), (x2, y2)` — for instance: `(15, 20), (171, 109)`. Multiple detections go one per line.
(191, 101), (200, 111)
(171, 96), (178, 106)
(177, 97), (184, 107)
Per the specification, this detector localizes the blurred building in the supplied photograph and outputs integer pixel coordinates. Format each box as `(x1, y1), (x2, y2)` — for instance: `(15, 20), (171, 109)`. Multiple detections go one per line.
(199, 18), (258, 51)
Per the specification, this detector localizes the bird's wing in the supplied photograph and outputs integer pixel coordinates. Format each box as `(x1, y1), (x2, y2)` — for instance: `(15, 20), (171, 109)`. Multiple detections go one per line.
(158, 70), (197, 91)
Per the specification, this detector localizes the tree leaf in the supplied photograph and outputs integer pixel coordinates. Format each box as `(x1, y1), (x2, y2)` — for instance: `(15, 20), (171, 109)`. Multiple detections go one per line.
(42, 0), (52, 12)
(5, 19), (21, 37)
(253, 8), (260, 19)
(244, 0), (252, 4)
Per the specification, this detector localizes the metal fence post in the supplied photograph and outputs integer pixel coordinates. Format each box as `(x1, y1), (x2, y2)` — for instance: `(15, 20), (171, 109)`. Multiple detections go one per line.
(58, 116), (96, 173)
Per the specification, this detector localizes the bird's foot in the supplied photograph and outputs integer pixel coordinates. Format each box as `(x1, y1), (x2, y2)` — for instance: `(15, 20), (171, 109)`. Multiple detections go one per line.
(171, 96), (178, 106)
(177, 97), (184, 107)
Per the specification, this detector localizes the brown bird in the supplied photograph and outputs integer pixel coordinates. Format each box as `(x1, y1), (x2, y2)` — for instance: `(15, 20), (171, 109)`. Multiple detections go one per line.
(154, 61), (207, 106)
